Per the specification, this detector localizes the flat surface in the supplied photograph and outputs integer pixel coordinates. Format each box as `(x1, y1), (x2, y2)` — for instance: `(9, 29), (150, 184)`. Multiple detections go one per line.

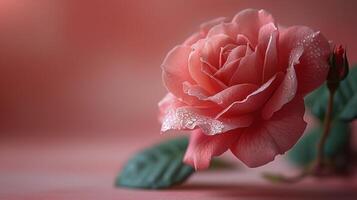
(1, 135), (357, 200)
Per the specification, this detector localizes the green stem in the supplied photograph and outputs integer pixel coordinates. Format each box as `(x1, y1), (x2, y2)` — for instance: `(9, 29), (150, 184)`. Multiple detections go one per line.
(315, 87), (336, 170)
(264, 85), (338, 183)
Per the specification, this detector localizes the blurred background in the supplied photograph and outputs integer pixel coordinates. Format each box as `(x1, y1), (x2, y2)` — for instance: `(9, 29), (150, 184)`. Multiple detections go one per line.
(1, 0), (357, 199)
(1, 0), (357, 138)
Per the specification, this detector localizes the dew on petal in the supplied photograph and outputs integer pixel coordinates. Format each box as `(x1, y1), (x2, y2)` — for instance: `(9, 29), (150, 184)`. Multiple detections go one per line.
(161, 107), (225, 135)
(296, 32), (329, 77)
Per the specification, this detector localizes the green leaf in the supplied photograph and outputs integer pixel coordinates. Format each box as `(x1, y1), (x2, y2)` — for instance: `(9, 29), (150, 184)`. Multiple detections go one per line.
(115, 137), (194, 189)
(305, 66), (357, 121)
(288, 121), (350, 166)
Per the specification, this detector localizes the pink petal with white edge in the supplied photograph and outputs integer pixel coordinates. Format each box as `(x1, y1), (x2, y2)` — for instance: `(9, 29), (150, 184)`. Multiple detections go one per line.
(279, 26), (330, 95)
(184, 129), (240, 170)
(217, 72), (283, 118)
(258, 22), (278, 51)
(208, 84), (258, 107)
(261, 46), (302, 120)
(183, 82), (210, 100)
(183, 82), (257, 108)
(262, 30), (279, 82)
(230, 97), (306, 167)
(182, 82), (216, 108)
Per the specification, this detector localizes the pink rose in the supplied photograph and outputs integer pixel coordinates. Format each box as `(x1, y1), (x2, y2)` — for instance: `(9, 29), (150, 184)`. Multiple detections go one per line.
(159, 9), (331, 169)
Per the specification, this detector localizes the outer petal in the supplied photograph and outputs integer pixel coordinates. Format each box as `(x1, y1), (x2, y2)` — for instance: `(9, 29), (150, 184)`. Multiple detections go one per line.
(232, 9), (275, 47)
(161, 106), (253, 135)
(184, 129), (240, 170)
(200, 17), (227, 35)
(206, 22), (239, 39)
(158, 93), (180, 122)
(162, 45), (199, 105)
(183, 17), (227, 46)
(279, 26), (331, 95)
(183, 32), (202, 47)
(230, 97), (306, 167)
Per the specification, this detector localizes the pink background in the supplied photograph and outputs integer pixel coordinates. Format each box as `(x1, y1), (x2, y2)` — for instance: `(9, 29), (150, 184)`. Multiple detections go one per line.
(1, 0), (357, 137)
(1, 0), (357, 199)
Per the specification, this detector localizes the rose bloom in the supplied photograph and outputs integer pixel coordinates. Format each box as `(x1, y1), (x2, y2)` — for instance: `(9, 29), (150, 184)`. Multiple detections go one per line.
(159, 9), (331, 169)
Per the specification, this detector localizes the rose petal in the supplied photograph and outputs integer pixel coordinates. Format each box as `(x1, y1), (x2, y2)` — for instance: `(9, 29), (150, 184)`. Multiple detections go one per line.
(183, 82), (257, 109)
(229, 46), (264, 85)
(183, 32), (202, 46)
(214, 59), (241, 84)
(236, 34), (251, 46)
(182, 82), (219, 108)
(279, 26), (330, 95)
(208, 84), (258, 107)
(200, 17), (227, 34)
(261, 46), (302, 119)
(219, 44), (236, 67)
(217, 72), (283, 118)
(262, 30), (279, 82)
(162, 45), (201, 105)
(183, 82), (210, 100)
(184, 129), (240, 170)
(230, 97), (306, 167)
(161, 106), (253, 135)
(224, 45), (247, 65)
(200, 34), (235, 67)
(200, 57), (218, 74)
(215, 45), (246, 83)
(258, 22), (278, 51)
(158, 93), (181, 122)
(161, 106), (223, 135)
(189, 47), (227, 94)
(183, 17), (227, 46)
(232, 9), (275, 47)
(206, 22), (239, 39)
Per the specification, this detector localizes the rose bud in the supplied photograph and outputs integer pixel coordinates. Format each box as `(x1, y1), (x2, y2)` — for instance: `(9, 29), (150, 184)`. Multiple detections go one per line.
(327, 45), (349, 89)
